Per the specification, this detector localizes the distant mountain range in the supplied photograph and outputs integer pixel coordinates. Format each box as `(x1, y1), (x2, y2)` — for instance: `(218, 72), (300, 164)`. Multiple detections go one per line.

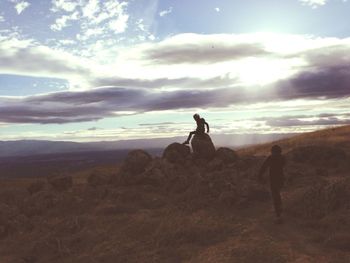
(0, 133), (295, 158)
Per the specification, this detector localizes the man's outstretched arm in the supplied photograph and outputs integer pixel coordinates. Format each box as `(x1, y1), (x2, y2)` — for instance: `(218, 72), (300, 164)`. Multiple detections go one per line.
(258, 156), (270, 183)
(205, 122), (209, 133)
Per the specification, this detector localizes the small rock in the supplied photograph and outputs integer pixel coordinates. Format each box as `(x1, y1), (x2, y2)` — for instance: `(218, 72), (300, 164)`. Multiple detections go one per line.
(27, 180), (45, 195)
(48, 175), (73, 191)
(216, 147), (239, 164)
(121, 149), (152, 175)
(87, 173), (110, 187)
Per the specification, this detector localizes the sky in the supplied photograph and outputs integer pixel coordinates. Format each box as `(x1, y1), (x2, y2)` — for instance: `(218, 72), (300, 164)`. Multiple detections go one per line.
(0, 0), (350, 141)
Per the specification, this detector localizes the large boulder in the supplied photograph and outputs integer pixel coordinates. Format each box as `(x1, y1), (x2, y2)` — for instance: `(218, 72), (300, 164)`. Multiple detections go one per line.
(191, 133), (216, 160)
(215, 147), (239, 164)
(121, 149), (152, 175)
(162, 143), (191, 164)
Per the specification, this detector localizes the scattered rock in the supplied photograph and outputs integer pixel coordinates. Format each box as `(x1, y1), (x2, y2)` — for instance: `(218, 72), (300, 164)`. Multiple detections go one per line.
(191, 133), (216, 160)
(121, 149), (152, 175)
(218, 191), (237, 206)
(48, 175), (73, 192)
(87, 173), (110, 187)
(207, 158), (224, 171)
(27, 180), (46, 195)
(162, 143), (191, 164)
(215, 147), (239, 164)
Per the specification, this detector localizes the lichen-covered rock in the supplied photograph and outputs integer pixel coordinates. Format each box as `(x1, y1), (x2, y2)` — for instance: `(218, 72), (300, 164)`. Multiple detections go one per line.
(48, 175), (73, 192)
(162, 143), (191, 164)
(0, 203), (31, 238)
(218, 191), (237, 207)
(216, 147), (239, 164)
(87, 173), (110, 187)
(121, 149), (152, 175)
(207, 158), (224, 172)
(191, 133), (215, 160)
(27, 180), (46, 195)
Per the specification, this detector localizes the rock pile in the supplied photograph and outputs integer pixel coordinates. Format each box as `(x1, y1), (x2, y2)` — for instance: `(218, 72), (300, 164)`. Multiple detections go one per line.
(113, 143), (268, 207)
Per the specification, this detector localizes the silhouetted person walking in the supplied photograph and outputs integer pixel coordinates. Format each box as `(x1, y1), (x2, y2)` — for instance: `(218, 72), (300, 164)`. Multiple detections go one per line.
(258, 145), (285, 224)
(183, 114), (209, 145)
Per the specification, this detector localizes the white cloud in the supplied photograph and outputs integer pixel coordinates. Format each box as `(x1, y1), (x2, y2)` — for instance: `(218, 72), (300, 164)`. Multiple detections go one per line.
(82, 0), (100, 19)
(51, 0), (79, 12)
(0, 35), (95, 89)
(1, 32), (350, 134)
(0, 15), (5, 22)
(105, 1), (129, 33)
(215, 7), (220, 12)
(159, 7), (173, 17)
(14, 1), (30, 14)
(50, 11), (79, 31)
(109, 14), (129, 33)
(299, 0), (327, 8)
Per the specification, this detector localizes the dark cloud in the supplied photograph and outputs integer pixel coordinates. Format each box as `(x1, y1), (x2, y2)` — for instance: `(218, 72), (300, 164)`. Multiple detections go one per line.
(90, 74), (235, 89)
(0, 86), (267, 124)
(278, 65), (350, 99)
(2, 40), (350, 125)
(260, 114), (350, 127)
(142, 42), (270, 64)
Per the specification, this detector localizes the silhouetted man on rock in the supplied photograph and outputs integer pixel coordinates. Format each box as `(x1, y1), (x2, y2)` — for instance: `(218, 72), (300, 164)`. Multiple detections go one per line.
(258, 145), (285, 224)
(183, 114), (209, 145)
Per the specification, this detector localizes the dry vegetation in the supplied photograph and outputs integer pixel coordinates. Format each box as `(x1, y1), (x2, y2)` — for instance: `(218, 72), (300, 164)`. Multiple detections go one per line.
(238, 125), (350, 156)
(1, 125), (350, 263)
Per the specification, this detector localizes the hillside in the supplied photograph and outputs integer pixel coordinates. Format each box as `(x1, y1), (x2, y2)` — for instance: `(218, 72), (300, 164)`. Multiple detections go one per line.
(0, 125), (350, 263)
(238, 125), (350, 156)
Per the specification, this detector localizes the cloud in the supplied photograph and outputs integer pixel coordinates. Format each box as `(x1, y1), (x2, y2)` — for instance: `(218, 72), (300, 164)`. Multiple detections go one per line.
(2, 32), (350, 125)
(215, 7), (220, 12)
(0, 15), (5, 22)
(137, 34), (271, 64)
(159, 7), (173, 17)
(299, 0), (328, 9)
(49, 0), (129, 36)
(50, 11), (79, 31)
(261, 113), (350, 127)
(277, 44), (350, 100)
(0, 36), (95, 87)
(14, 1), (30, 14)
(0, 86), (251, 124)
(90, 74), (236, 90)
(299, 0), (327, 8)
(51, 0), (79, 12)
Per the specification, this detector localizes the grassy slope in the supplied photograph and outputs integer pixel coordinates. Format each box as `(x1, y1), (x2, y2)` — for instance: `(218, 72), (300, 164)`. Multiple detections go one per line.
(0, 125), (350, 263)
(238, 125), (350, 156)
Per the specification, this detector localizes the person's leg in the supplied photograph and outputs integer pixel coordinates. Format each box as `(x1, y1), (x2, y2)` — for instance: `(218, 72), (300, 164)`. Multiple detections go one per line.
(270, 181), (283, 223)
(183, 131), (196, 144)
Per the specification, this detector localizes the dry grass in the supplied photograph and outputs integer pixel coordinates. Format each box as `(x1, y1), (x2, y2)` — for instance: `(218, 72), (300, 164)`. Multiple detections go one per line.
(1, 125), (350, 262)
(238, 125), (350, 156)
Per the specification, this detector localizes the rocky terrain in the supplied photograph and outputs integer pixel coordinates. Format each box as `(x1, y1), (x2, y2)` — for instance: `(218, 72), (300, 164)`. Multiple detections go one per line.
(1, 126), (350, 262)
